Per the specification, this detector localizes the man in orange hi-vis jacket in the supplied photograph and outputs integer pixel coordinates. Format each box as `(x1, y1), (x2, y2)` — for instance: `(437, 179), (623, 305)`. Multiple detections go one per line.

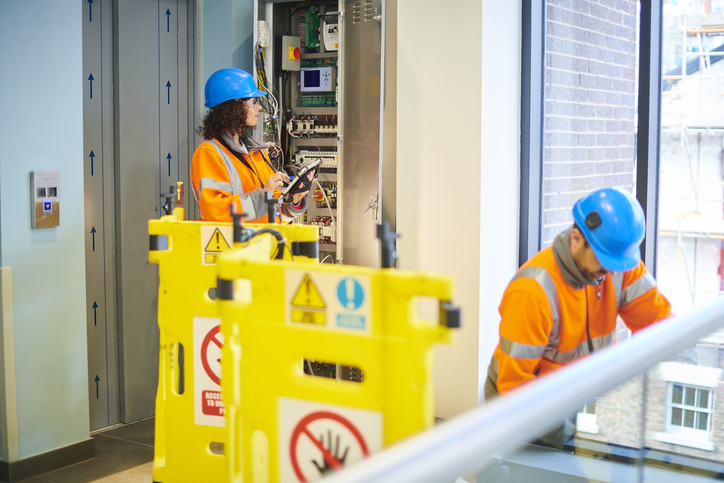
(191, 68), (310, 223)
(484, 188), (671, 448)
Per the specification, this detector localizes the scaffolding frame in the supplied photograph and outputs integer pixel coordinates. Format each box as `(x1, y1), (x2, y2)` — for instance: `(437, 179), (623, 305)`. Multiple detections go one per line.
(658, 2), (724, 314)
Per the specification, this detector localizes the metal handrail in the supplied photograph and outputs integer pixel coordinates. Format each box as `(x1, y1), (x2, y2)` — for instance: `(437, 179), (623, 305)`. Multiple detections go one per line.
(323, 298), (724, 483)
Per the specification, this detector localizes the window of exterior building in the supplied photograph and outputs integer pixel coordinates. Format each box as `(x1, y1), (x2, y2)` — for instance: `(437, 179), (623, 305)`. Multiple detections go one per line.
(653, 361), (721, 451)
(667, 384), (710, 432)
(649, 0), (724, 459)
(576, 400), (599, 434)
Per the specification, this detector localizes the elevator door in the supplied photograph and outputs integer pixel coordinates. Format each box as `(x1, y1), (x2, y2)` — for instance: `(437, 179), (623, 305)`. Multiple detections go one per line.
(82, 0), (193, 430)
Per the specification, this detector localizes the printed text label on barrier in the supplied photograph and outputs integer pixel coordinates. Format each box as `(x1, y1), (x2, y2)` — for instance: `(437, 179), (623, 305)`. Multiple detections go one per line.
(193, 316), (225, 427)
(284, 270), (371, 333)
(279, 397), (382, 483)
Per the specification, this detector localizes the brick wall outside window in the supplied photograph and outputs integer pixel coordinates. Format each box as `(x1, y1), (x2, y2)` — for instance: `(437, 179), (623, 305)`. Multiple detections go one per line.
(543, 0), (638, 245)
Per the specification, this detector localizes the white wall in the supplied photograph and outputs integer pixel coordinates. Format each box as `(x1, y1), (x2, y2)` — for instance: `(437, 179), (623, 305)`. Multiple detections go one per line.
(478, 1), (523, 403)
(0, 2), (90, 460)
(396, 0), (521, 417)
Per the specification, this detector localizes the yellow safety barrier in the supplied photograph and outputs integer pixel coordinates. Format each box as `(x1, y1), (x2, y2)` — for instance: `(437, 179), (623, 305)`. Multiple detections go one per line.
(149, 207), (319, 483)
(217, 254), (459, 483)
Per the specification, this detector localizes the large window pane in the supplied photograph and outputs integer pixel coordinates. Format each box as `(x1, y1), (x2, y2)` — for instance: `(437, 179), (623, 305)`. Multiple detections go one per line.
(541, 0), (638, 247)
(649, 0), (723, 465)
(657, 1), (724, 317)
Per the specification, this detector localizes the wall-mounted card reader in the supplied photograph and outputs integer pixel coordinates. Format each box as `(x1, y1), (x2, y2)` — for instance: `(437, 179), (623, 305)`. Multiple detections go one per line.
(30, 170), (60, 229)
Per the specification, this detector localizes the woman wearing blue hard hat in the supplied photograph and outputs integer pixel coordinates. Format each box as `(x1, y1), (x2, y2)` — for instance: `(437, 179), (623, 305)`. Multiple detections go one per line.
(190, 68), (309, 222)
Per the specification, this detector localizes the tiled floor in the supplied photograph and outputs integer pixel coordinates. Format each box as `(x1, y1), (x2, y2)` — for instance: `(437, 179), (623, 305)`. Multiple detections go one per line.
(23, 418), (155, 483)
(19, 417), (477, 483)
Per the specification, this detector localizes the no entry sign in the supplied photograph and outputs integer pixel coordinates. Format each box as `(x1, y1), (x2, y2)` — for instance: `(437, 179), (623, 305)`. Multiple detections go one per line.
(279, 397), (382, 482)
(193, 316), (225, 427)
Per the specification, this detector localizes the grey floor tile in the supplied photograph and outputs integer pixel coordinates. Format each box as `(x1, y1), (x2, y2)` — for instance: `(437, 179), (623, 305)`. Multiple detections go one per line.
(100, 418), (155, 447)
(87, 462), (153, 482)
(30, 420), (154, 483)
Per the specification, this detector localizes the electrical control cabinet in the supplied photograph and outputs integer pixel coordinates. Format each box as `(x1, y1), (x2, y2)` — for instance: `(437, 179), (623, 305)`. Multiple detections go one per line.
(254, 0), (389, 267)
(255, 0), (341, 264)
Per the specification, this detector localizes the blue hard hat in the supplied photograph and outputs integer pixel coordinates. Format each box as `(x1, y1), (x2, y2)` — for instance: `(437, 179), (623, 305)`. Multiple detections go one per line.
(572, 188), (645, 272)
(204, 68), (266, 108)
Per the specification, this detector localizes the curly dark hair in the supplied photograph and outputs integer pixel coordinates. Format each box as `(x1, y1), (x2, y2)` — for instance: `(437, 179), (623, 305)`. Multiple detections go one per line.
(197, 99), (250, 140)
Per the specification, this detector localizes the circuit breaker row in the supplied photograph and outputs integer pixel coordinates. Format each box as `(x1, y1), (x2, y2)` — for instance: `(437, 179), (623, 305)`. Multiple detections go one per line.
(294, 150), (338, 169)
(287, 115), (338, 138)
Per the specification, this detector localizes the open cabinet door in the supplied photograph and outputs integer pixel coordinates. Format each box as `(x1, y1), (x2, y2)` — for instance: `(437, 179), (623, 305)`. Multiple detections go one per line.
(339, 0), (384, 267)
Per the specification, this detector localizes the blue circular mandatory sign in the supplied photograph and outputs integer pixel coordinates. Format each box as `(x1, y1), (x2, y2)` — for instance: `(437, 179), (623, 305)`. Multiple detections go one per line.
(337, 278), (364, 310)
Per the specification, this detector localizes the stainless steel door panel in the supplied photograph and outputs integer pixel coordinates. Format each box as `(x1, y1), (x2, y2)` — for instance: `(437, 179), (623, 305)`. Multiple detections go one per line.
(341, 0), (383, 267)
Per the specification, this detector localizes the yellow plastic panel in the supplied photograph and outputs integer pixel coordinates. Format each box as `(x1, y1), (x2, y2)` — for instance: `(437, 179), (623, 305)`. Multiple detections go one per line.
(217, 255), (456, 483)
(149, 208), (318, 483)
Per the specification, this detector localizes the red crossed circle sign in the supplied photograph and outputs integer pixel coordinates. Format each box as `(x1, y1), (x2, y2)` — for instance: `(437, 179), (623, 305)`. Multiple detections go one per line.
(289, 411), (369, 482)
(200, 325), (223, 386)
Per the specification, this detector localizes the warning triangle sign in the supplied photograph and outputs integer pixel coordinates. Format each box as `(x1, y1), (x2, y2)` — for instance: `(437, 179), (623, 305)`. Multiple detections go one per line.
(205, 228), (231, 253)
(291, 274), (326, 309)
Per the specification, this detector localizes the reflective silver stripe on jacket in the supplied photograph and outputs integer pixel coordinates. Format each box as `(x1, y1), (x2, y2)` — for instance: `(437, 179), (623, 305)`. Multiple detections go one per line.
(611, 271), (623, 309)
(206, 139), (244, 194)
(198, 177), (232, 195)
(546, 331), (617, 364)
(620, 273), (657, 307)
(500, 336), (545, 359)
(196, 140), (259, 220)
(510, 266), (561, 352)
(505, 266), (616, 365)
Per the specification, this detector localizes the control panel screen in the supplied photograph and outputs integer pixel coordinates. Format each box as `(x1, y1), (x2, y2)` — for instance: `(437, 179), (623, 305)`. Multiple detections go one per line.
(304, 69), (321, 88)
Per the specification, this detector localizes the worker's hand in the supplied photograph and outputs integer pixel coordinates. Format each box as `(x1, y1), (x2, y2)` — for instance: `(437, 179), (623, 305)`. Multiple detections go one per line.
(291, 171), (316, 204)
(292, 190), (309, 204)
(264, 172), (289, 192)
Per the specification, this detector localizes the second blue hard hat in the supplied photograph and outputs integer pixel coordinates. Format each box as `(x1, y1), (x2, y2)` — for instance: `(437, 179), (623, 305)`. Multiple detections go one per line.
(204, 68), (266, 108)
(572, 187), (645, 272)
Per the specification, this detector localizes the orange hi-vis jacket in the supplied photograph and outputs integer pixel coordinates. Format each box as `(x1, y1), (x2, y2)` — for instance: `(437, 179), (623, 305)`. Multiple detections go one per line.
(190, 136), (305, 223)
(486, 229), (672, 396)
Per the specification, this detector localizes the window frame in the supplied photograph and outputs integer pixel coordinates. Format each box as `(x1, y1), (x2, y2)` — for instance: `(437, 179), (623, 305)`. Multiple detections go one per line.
(518, 0), (545, 267)
(635, 0), (664, 276)
(665, 383), (713, 435)
(653, 361), (721, 451)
